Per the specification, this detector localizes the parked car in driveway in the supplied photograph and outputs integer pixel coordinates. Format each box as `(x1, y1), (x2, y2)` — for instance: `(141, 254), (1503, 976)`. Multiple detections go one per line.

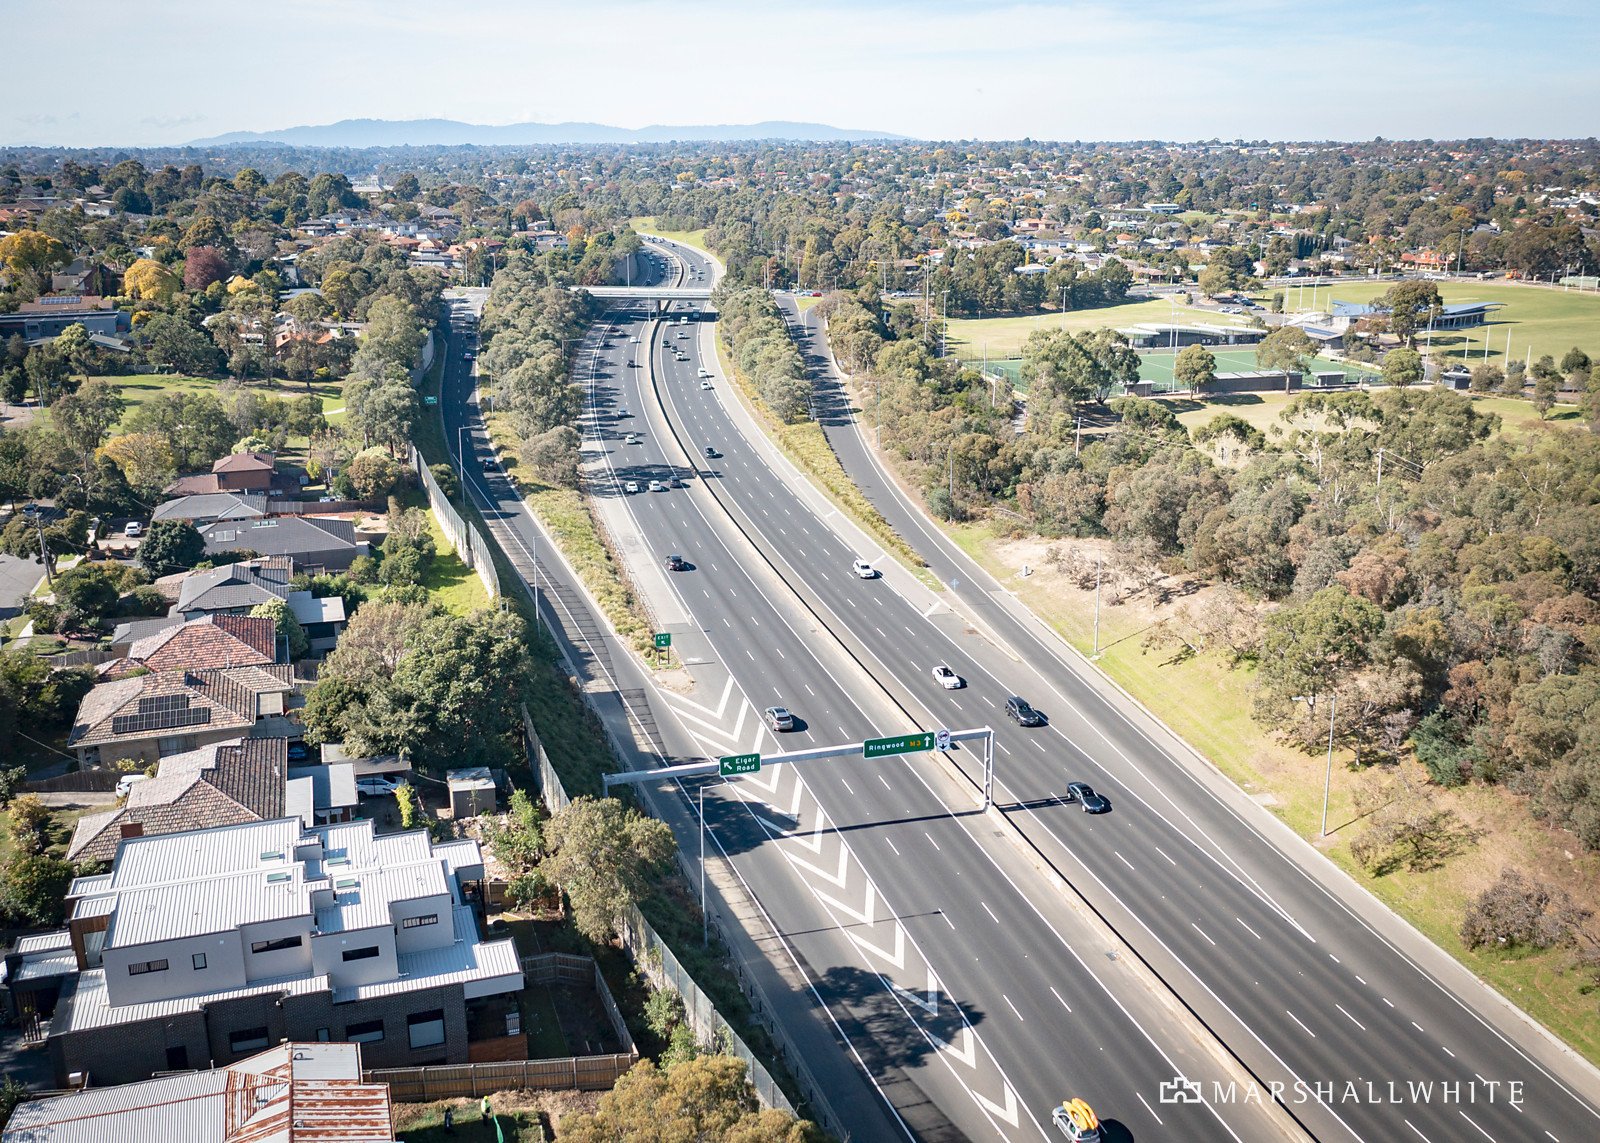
(931, 664), (964, 689)
(356, 776), (402, 798)
(116, 773), (150, 799)
(764, 706), (795, 732)
(123, 521), (142, 537)
(1005, 695), (1045, 726)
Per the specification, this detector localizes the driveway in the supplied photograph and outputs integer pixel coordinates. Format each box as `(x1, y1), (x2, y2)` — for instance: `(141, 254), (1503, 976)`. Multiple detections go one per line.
(0, 553), (42, 625)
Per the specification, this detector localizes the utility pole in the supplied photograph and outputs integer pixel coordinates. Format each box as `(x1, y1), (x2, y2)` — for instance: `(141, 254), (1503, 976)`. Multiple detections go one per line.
(1376, 446), (1383, 491)
(27, 508), (53, 587)
(1321, 692), (1337, 837)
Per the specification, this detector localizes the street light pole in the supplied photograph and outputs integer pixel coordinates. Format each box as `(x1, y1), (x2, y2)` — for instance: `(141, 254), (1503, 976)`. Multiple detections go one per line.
(1321, 692), (1337, 837)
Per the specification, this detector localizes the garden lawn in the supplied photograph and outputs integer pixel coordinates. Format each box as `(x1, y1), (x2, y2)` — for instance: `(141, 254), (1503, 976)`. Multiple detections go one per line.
(421, 510), (491, 615)
(98, 373), (345, 432)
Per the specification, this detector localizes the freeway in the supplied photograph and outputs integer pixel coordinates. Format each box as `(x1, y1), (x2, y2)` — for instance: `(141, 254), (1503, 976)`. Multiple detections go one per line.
(618, 239), (1600, 1142)
(446, 270), (1285, 1138)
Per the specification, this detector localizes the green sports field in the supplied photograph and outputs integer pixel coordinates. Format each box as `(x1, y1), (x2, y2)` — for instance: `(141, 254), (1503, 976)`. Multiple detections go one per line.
(977, 347), (1377, 393)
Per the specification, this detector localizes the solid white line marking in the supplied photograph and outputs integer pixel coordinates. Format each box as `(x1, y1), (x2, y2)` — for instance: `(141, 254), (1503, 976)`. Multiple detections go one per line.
(1286, 1009), (1317, 1037)
(1002, 993), (1024, 1021)
(1191, 922), (1216, 946)
(981, 901), (1001, 925)
(1236, 917), (1262, 940)
(1136, 1092), (1164, 1126)
(1049, 986), (1071, 1012)
(1336, 1004), (1366, 1031)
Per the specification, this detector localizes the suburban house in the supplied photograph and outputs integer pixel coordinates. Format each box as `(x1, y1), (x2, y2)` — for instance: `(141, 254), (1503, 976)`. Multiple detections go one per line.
(115, 613), (277, 673)
(152, 492), (270, 526)
(65, 737), (357, 863)
(1, 1041), (395, 1143)
(167, 558), (347, 653)
(21, 817), (519, 1085)
(168, 451), (279, 496)
(0, 296), (129, 342)
(198, 517), (368, 574)
(66, 664), (297, 767)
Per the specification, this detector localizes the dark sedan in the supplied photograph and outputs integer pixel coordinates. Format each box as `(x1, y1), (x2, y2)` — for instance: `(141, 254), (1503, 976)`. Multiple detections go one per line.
(1065, 781), (1110, 814)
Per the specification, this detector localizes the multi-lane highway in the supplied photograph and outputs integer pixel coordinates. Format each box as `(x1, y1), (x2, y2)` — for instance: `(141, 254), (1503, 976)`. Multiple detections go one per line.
(444, 237), (1600, 1142)
(599, 238), (1600, 1142)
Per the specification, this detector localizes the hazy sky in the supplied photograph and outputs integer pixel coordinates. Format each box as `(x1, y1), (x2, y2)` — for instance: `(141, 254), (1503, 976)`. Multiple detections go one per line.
(5, 0), (1597, 146)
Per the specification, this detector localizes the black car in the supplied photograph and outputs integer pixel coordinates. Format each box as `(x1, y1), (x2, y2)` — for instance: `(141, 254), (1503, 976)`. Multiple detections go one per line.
(286, 741), (311, 762)
(1005, 695), (1045, 727)
(664, 553), (686, 571)
(703, 446), (719, 459)
(1065, 781), (1110, 813)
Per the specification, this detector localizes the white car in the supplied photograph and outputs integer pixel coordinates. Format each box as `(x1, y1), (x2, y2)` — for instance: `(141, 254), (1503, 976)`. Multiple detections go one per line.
(625, 433), (639, 444)
(851, 559), (877, 579)
(697, 368), (711, 378)
(355, 776), (403, 798)
(700, 380), (713, 390)
(623, 480), (640, 494)
(123, 521), (143, 537)
(931, 664), (964, 690)
(648, 480), (665, 492)
(116, 773), (150, 799)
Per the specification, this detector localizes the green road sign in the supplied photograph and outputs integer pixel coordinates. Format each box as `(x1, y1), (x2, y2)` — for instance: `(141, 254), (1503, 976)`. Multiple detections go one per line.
(654, 632), (672, 649)
(719, 753), (761, 777)
(863, 732), (935, 759)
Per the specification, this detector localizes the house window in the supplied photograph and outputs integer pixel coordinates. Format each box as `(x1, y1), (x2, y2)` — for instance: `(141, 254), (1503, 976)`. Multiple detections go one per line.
(166, 1046), (189, 1071)
(192, 953), (207, 970)
(346, 1019), (384, 1043)
(407, 1009), (447, 1050)
(315, 1028), (331, 1042)
(341, 946), (380, 962)
(128, 959), (168, 976)
(401, 914), (438, 929)
(250, 935), (302, 954)
(229, 1027), (271, 1053)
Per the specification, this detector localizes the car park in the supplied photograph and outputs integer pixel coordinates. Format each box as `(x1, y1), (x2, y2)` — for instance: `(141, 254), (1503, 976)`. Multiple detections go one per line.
(851, 559), (877, 579)
(931, 664), (964, 689)
(623, 480), (640, 494)
(355, 776), (402, 798)
(764, 706), (796, 732)
(1064, 782), (1110, 813)
(664, 553), (686, 571)
(1005, 695), (1045, 727)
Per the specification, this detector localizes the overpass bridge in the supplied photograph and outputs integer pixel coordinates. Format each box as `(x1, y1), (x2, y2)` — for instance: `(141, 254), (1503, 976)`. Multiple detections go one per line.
(579, 285), (714, 301)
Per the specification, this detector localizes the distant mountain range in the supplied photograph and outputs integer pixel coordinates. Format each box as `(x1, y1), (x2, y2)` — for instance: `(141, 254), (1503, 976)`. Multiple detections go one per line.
(188, 118), (907, 148)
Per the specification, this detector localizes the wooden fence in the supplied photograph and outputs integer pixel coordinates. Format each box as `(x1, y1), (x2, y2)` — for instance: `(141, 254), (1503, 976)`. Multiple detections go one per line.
(24, 769), (121, 793)
(366, 1054), (636, 1100)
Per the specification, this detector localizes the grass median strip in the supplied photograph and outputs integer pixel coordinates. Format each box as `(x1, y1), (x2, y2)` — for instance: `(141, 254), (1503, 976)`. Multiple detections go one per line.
(707, 330), (936, 585)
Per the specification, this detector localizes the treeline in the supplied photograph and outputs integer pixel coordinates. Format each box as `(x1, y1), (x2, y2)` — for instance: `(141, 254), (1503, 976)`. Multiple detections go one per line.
(713, 287), (808, 421)
(479, 253), (599, 483)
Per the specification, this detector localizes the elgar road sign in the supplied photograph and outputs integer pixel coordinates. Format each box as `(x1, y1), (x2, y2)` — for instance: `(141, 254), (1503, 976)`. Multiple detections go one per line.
(654, 632), (672, 649)
(719, 753), (761, 777)
(863, 732), (935, 759)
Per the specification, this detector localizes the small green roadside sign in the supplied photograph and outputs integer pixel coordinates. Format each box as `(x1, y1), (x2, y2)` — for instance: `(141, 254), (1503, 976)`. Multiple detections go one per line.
(654, 632), (672, 649)
(719, 753), (761, 777)
(863, 732), (936, 759)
